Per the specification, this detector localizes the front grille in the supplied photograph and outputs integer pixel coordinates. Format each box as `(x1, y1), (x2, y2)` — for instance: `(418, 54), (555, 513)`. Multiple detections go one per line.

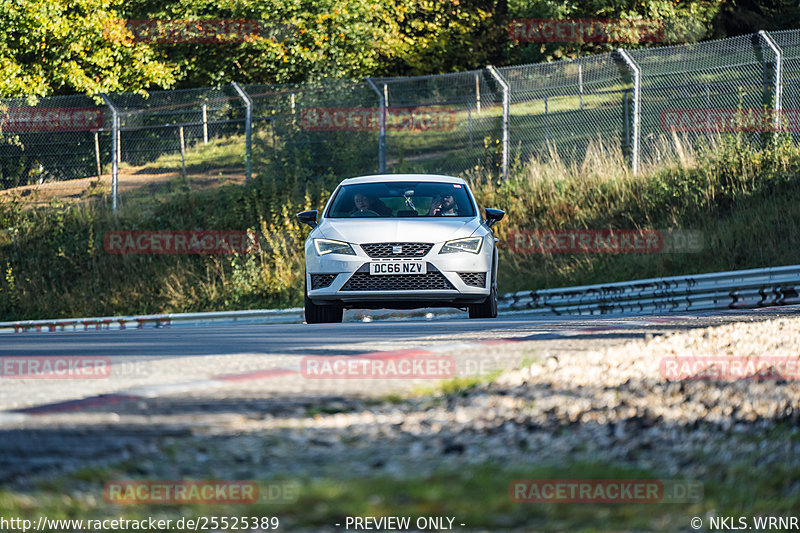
(361, 242), (433, 258)
(458, 272), (487, 288)
(310, 274), (337, 289)
(341, 271), (455, 292)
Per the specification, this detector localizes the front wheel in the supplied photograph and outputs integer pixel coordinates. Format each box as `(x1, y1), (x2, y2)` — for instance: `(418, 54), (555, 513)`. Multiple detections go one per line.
(468, 272), (498, 319)
(304, 278), (343, 324)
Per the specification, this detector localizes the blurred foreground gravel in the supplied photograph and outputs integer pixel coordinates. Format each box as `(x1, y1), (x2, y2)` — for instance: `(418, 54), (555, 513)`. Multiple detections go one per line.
(4, 313), (800, 533)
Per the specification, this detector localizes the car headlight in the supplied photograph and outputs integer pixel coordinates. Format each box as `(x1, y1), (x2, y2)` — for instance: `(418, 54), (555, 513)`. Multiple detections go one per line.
(440, 236), (483, 254)
(314, 238), (356, 256)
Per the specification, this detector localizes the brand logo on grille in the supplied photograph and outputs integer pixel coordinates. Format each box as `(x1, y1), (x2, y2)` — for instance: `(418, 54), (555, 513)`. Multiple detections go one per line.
(392, 245), (403, 254)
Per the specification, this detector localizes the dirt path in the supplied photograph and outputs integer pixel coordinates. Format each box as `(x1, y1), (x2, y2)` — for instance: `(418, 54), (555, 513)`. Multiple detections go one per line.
(1, 165), (246, 207)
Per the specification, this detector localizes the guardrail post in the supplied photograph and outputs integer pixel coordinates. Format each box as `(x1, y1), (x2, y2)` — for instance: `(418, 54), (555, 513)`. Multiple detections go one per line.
(487, 65), (510, 180)
(365, 77), (386, 173)
(617, 49), (641, 175)
(231, 82), (253, 182)
(759, 30), (783, 131)
(100, 93), (119, 212)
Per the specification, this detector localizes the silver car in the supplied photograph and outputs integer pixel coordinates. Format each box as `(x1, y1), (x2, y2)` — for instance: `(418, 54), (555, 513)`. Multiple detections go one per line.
(297, 174), (505, 323)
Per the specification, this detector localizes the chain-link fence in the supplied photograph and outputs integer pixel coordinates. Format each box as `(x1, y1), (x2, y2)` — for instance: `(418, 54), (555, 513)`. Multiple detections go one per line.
(1, 29), (799, 210)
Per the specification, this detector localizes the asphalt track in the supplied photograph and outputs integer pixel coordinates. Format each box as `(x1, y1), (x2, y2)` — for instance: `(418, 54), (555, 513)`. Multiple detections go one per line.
(0, 311), (745, 358)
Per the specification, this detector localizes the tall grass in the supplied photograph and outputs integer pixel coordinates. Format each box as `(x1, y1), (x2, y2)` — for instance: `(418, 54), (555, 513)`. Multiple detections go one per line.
(1, 133), (800, 320)
(472, 133), (800, 292)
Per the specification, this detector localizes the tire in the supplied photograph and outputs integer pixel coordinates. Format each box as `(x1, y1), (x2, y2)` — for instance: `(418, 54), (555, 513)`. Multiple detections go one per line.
(304, 278), (343, 324)
(468, 264), (498, 319)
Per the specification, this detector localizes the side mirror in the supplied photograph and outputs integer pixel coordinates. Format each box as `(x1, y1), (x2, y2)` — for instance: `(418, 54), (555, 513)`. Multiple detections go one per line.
(297, 210), (318, 228)
(484, 208), (505, 228)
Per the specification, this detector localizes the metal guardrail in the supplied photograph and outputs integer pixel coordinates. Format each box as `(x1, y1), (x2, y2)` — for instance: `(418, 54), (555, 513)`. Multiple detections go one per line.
(3, 265), (799, 332)
(0, 309), (305, 333)
(499, 265), (800, 315)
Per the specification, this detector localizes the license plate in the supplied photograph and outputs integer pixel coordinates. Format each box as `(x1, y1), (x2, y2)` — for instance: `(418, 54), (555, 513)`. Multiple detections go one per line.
(369, 261), (427, 275)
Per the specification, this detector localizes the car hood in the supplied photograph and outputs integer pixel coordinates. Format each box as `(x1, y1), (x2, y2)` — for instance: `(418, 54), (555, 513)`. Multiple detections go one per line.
(316, 218), (481, 244)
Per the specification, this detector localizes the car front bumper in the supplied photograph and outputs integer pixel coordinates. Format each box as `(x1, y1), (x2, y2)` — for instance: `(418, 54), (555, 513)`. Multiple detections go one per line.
(305, 242), (492, 308)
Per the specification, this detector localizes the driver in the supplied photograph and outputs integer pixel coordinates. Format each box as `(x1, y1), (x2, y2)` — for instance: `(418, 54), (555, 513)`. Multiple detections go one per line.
(350, 193), (391, 216)
(353, 193), (371, 213)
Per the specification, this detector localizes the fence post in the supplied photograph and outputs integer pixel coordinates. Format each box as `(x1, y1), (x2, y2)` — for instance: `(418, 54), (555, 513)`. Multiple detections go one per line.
(100, 93), (119, 212)
(617, 49), (641, 175)
(487, 65), (510, 180)
(468, 104), (473, 149)
(365, 77), (386, 173)
(544, 96), (550, 145)
(201, 102), (208, 144)
(623, 90), (630, 152)
(231, 82), (252, 182)
(475, 72), (481, 114)
(179, 125), (187, 181)
(759, 30), (783, 130)
(93, 131), (102, 179)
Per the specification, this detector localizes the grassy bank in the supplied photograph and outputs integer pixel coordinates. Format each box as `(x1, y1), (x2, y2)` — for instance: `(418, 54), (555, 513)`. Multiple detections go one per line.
(1, 435), (797, 531)
(1, 133), (800, 320)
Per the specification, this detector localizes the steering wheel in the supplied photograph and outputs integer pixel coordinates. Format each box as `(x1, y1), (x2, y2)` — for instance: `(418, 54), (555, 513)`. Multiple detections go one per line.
(351, 209), (380, 217)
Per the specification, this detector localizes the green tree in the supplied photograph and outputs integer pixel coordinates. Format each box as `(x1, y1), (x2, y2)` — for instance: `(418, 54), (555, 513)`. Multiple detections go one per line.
(0, 0), (174, 98)
(118, 0), (510, 87)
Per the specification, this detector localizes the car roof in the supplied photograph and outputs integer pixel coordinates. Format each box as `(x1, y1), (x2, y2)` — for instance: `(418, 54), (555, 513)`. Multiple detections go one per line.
(339, 174), (466, 186)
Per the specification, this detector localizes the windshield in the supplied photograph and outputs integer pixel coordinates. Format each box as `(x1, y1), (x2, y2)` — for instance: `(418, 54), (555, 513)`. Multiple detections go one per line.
(326, 181), (476, 218)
